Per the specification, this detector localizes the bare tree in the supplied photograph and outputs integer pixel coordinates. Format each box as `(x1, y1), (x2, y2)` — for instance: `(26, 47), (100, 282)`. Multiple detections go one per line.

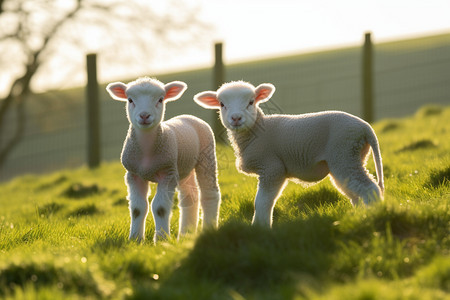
(0, 0), (209, 169)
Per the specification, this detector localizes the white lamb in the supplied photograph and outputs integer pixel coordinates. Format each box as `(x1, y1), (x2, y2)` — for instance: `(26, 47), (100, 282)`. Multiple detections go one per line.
(194, 81), (383, 227)
(106, 77), (221, 242)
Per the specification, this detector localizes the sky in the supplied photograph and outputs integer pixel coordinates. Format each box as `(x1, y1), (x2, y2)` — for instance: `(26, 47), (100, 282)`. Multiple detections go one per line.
(149, 0), (450, 74)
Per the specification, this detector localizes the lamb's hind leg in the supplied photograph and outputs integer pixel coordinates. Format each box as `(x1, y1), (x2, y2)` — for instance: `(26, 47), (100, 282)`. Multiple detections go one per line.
(177, 170), (199, 236)
(329, 160), (382, 206)
(195, 150), (221, 229)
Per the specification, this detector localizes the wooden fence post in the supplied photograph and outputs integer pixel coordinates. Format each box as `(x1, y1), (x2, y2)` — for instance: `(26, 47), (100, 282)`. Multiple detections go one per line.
(86, 53), (101, 168)
(362, 32), (374, 123)
(213, 42), (225, 142)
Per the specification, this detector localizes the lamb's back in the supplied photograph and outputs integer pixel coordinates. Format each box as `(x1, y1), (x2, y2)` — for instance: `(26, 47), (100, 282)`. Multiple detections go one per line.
(241, 111), (366, 175)
(267, 110), (367, 150)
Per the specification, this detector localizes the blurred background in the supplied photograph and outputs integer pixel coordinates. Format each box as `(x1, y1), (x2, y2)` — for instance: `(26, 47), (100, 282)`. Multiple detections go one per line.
(0, 0), (449, 182)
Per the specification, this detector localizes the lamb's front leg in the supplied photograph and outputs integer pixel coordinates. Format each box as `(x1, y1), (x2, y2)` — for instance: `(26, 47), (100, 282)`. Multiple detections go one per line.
(126, 172), (150, 242)
(252, 176), (286, 228)
(151, 176), (177, 242)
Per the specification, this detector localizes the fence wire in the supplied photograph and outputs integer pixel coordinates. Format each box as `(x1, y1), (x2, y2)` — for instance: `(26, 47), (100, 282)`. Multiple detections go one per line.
(1, 34), (449, 182)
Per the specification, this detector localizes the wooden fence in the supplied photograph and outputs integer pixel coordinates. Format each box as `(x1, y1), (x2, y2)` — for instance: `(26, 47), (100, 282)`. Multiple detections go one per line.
(85, 33), (377, 167)
(1, 32), (449, 181)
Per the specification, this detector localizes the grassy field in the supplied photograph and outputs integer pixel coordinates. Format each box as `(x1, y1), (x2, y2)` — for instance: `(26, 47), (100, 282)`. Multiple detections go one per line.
(0, 105), (449, 299)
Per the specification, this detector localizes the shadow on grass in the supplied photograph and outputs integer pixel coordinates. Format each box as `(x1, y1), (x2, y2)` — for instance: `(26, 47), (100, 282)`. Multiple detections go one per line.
(395, 139), (437, 153)
(37, 202), (65, 217)
(91, 235), (128, 253)
(425, 166), (450, 189)
(381, 121), (402, 133)
(113, 197), (128, 206)
(61, 183), (105, 199)
(35, 175), (68, 191)
(415, 105), (443, 118)
(0, 261), (102, 297)
(140, 217), (337, 299)
(294, 186), (343, 213)
(67, 204), (101, 218)
(130, 198), (450, 299)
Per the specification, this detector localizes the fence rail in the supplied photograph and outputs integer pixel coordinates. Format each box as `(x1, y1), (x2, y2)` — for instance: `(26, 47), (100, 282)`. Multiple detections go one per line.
(1, 32), (449, 182)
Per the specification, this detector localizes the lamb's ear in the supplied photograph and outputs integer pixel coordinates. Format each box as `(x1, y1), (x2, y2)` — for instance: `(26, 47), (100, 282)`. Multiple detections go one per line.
(254, 83), (275, 104)
(164, 81), (187, 102)
(193, 91), (220, 109)
(106, 82), (128, 101)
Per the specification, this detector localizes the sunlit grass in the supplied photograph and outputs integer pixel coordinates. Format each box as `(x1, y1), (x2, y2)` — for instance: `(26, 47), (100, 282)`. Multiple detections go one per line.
(0, 105), (449, 299)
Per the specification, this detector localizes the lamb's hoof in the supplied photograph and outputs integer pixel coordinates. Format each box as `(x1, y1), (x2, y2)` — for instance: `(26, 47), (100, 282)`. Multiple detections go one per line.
(251, 219), (272, 228)
(153, 232), (169, 243)
(129, 234), (144, 243)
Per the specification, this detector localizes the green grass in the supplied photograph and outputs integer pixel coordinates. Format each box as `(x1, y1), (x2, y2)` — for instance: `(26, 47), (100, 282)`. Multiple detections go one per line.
(0, 105), (449, 299)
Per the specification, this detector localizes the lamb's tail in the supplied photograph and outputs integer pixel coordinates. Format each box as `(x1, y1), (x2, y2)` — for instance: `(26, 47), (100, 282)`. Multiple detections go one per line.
(365, 126), (384, 193)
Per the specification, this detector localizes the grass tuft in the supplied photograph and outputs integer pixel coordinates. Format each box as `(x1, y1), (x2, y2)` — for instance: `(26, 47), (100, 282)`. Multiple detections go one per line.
(37, 202), (65, 218)
(415, 104), (443, 117)
(425, 166), (450, 188)
(0, 261), (102, 297)
(381, 121), (401, 133)
(67, 204), (101, 217)
(114, 197), (129, 206)
(295, 186), (343, 213)
(61, 183), (104, 199)
(35, 175), (68, 191)
(415, 256), (450, 292)
(395, 139), (437, 153)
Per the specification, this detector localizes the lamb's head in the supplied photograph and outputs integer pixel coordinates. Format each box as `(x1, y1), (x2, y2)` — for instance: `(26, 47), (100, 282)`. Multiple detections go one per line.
(106, 77), (187, 130)
(194, 81), (275, 131)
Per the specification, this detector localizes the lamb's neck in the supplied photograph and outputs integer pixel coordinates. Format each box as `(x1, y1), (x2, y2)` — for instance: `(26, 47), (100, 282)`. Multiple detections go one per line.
(129, 125), (163, 155)
(229, 109), (265, 154)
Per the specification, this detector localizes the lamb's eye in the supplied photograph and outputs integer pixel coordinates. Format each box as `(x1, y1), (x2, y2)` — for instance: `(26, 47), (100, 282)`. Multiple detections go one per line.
(128, 98), (133, 104)
(249, 100), (254, 106)
(220, 102), (225, 108)
(158, 97), (164, 103)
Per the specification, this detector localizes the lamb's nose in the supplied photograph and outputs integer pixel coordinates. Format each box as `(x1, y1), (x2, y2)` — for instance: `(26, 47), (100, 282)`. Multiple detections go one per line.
(231, 115), (242, 122)
(140, 113), (150, 120)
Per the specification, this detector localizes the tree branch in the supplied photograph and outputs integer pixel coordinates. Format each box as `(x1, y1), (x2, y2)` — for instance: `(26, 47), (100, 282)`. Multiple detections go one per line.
(0, 0), (85, 165)
(0, 0), (211, 172)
